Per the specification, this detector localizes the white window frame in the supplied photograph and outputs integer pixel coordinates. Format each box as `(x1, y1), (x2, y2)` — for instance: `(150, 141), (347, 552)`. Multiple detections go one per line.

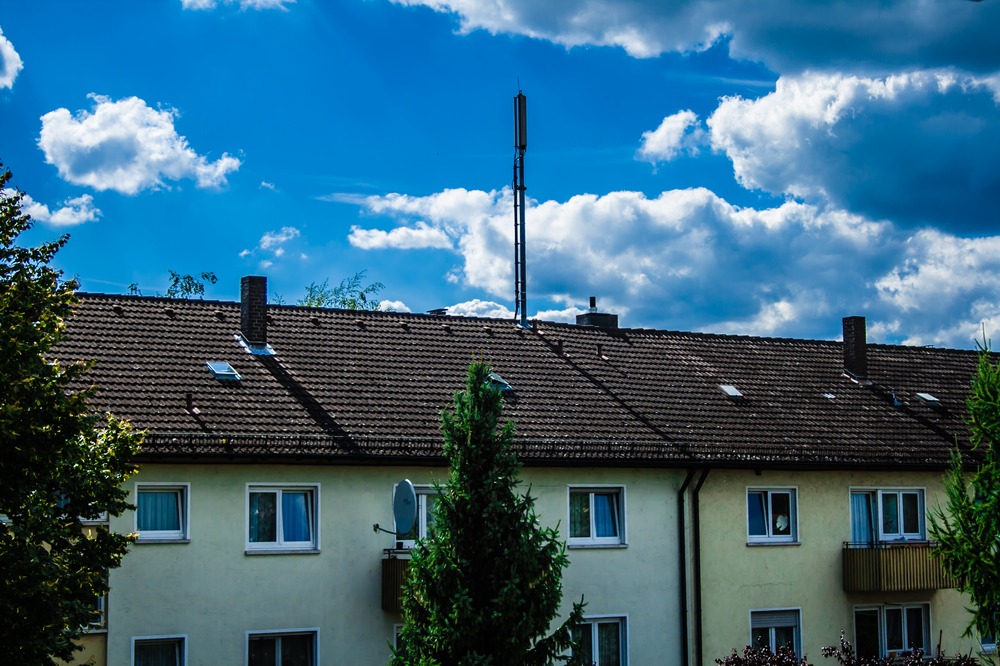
(393, 484), (440, 550)
(877, 489), (925, 542)
(131, 634), (187, 666)
(567, 485), (627, 548)
(87, 593), (107, 633)
(245, 627), (319, 666)
(245, 484), (320, 553)
(574, 614), (629, 666)
(854, 604), (930, 659)
(135, 483), (190, 543)
(746, 487), (798, 544)
(749, 608), (802, 657)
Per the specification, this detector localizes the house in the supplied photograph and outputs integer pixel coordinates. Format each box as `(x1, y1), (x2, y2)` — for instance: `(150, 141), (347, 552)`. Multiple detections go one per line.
(54, 276), (994, 665)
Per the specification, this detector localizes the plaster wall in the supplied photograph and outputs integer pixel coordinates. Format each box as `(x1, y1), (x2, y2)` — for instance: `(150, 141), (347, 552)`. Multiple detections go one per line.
(105, 463), (685, 665)
(698, 469), (985, 664)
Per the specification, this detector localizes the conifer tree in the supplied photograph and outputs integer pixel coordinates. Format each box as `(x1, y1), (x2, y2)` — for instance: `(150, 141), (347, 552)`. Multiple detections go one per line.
(391, 362), (585, 666)
(930, 345), (1000, 643)
(0, 164), (142, 663)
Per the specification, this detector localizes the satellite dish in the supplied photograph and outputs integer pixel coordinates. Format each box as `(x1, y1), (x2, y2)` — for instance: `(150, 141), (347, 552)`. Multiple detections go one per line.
(393, 479), (417, 535)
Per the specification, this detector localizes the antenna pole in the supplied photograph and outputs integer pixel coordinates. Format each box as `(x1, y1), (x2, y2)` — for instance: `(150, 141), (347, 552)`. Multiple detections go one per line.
(513, 91), (530, 329)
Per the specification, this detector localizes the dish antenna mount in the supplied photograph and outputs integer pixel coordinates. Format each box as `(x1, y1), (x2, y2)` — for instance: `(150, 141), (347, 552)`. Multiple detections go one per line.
(373, 479), (417, 536)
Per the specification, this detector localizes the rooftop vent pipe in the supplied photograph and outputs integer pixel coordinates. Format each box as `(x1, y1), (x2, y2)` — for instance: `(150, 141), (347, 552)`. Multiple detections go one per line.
(576, 296), (619, 330)
(241, 275), (268, 345)
(842, 315), (867, 378)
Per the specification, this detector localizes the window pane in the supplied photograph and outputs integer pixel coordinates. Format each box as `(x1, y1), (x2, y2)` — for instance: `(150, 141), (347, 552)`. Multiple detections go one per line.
(250, 492), (277, 543)
(752, 628), (770, 650)
(774, 626), (795, 651)
(905, 607), (925, 651)
(573, 623), (593, 664)
(280, 634), (313, 666)
(281, 492), (311, 543)
(885, 608), (903, 651)
(770, 492), (791, 537)
(597, 622), (621, 666)
(593, 493), (619, 538)
(748, 492), (767, 536)
(138, 491), (180, 532)
(854, 609), (880, 659)
(850, 493), (875, 544)
(902, 493), (920, 535)
(570, 492), (590, 538)
(135, 640), (180, 666)
(882, 494), (899, 535)
(425, 493), (439, 535)
(249, 637), (276, 666)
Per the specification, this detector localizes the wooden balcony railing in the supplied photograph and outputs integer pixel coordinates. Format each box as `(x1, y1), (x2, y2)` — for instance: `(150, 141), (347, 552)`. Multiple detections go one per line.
(382, 554), (410, 612)
(842, 541), (957, 593)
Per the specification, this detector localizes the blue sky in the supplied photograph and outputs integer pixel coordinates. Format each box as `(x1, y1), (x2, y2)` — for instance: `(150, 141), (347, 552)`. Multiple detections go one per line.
(2, 1), (999, 348)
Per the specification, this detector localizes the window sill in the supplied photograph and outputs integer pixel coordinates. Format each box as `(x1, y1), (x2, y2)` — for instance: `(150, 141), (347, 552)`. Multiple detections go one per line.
(245, 548), (321, 555)
(135, 538), (190, 545)
(746, 540), (801, 547)
(568, 543), (628, 550)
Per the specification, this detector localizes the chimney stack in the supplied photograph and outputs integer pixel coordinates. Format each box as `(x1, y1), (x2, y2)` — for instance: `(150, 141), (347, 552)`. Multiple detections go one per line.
(241, 276), (267, 345)
(576, 296), (619, 330)
(842, 316), (867, 378)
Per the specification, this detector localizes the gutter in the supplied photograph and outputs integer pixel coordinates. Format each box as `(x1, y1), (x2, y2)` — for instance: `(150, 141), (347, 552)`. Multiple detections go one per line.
(677, 468), (697, 666)
(693, 468), (711, 666)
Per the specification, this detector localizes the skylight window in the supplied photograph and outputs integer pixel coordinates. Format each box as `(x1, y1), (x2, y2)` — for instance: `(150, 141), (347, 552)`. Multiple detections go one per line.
(719, 384), (744, 400)
(206, 361), (241, 381)
(915, 392), (940, 407)
(488, 372), (513, 392)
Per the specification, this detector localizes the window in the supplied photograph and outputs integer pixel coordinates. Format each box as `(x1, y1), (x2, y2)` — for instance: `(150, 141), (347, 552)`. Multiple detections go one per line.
(247, 485), (318, 552)
(132, 635), (185, 666)
(394, 486), (439, 550)
(573, 616), (627, 666)
(88, 593), (107, 632)
(568, 487), (626, 547)
(751, 609), (801, 657)
(247, 630), (317, 666)
(747, 488), (797, 544)
(850, 489), (925, 544)
(136, 484), (189, 542)
(854, 605), (929, 659)
(982, 630), (996, 654)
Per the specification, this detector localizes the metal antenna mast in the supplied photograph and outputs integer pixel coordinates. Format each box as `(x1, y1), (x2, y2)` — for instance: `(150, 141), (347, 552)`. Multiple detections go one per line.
(513, 91), (529, 329)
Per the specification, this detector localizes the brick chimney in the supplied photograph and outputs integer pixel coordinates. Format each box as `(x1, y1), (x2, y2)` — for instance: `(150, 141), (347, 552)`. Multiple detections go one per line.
(842, 316), (867, 378)
(241, 276), (267, 345)
(576, 296), (619, 329)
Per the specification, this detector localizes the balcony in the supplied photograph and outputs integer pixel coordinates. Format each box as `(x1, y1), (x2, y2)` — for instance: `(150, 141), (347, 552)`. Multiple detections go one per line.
(842, 541), (957, 593)
(382, 554), (410, 612)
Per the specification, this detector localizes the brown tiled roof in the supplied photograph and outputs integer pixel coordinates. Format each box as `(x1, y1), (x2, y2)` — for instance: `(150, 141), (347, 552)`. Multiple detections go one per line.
(55, 293), (981, 469)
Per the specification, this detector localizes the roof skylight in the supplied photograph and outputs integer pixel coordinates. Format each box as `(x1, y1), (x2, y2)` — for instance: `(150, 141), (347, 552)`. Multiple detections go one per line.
(206, 361), (241, 381)
(719, 384), (744, 400)
(488, 372), (513, 392)
(915, 392), (940, 407)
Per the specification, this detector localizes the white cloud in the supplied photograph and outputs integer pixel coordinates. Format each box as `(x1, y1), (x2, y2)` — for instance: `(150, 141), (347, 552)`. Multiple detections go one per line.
(445, 299), (514, 319)
(181, 0), (295, 10)
(242, 226), (302, 263)
(38, 94), (241, 195)
(636, 110), (703, 164)
(348, 221), (453, 250)
(0, 27), (23, 89)
(379, 299), (411, 313)
(388, 1), (1000, 73)
(4, 190), (101, 226)
(707, 71), (1000, 233)
(260, 181), (277, 191)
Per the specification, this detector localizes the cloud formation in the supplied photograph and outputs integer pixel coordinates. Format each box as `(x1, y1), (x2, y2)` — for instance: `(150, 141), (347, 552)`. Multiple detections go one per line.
(707, 71), (1000, 233)
(3, 190), (101, 226)
(636, 110), (702, 164)
(0, 27), (22, 89)
(181, 0), (295, 9)
(38, 94), (241, 195)
(241, 226), (302, 268)
(389, 0), (1000, 73)
(349, 186), (1000, 348)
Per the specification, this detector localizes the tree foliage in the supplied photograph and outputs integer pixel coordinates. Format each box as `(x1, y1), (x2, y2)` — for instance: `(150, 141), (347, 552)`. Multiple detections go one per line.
(165, 270), (217, 299)
(930, 344), (1000, 642)
(0, 164), (142, 664)
(390, 362), (585, 666)
(715, 633), (979, 666)
(298, 270), (384, 310)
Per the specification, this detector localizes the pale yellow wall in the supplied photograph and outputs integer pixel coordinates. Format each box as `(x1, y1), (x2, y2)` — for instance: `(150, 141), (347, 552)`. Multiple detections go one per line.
(61, 633), (106, 666)
(698, 469), (984, 664)
(106, 463), (686, 665)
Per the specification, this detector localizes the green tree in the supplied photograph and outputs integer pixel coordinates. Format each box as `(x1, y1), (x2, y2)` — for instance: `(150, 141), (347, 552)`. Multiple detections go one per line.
(0, 165), (143, 664)
(165, 270), (217, 299)
(391, 362), (585, 666)
(930, 345), (1000, 643)
(298, 270), (384, 310)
